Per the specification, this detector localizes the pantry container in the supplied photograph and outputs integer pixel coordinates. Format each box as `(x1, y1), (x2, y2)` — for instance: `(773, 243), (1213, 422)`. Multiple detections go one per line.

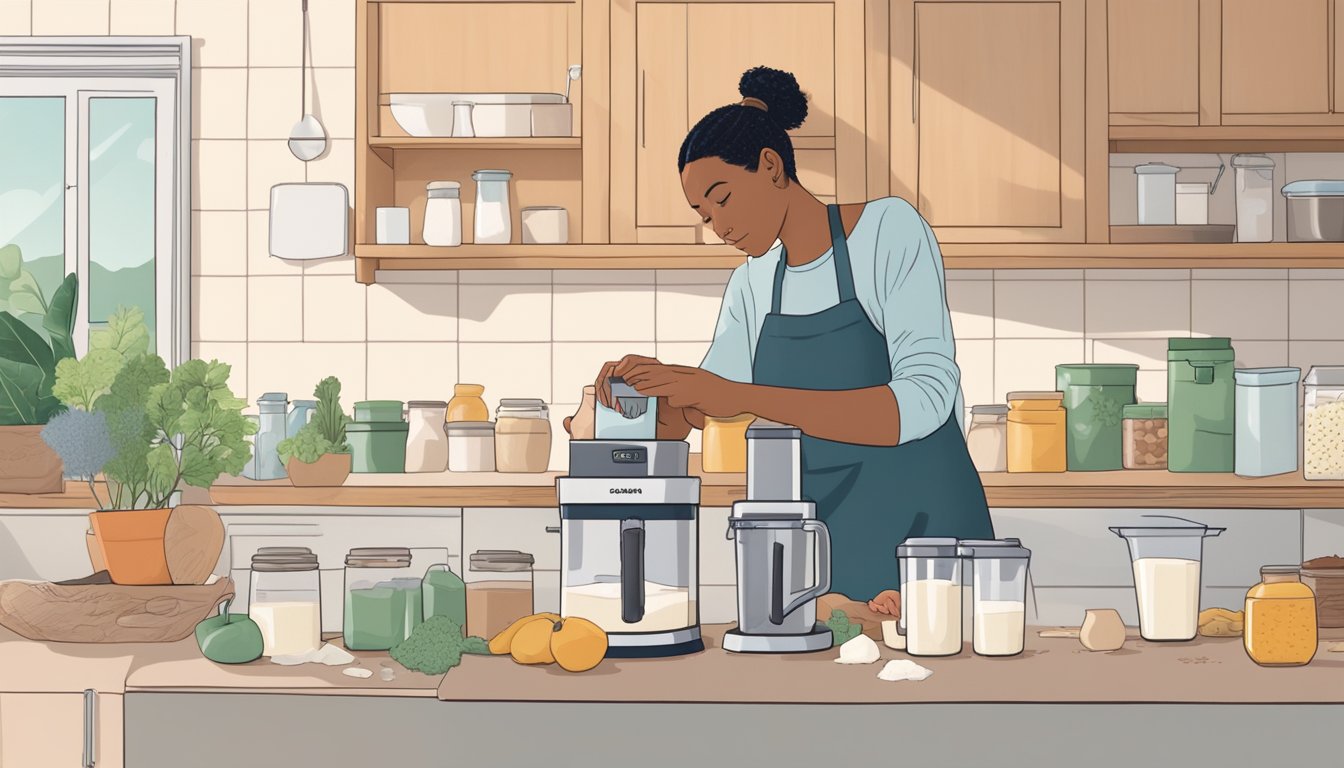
(347, 421), (408, 473)
(1056, 364), (1138, 471)
(1135, 163), (1179, 225)
(1005, 391), (1066, 473)
(965, 404), (1008, 472)
(422, 563), (468, 630)
(958, 541), (1031, 657)
(343, 547), (424, 650)
(1232, 154), (1275, 242)
(519, 206), (568, 244)
(1283, 180), (1344, 241)
(447, 421), (496, 472)
(702, 413), (754, 473)
(1167, 337), (1235, 472)
(1122, 403), (1168, 470)
(1304, 366), (1344, 480)
(896, 538), (963, 657)
(472, 169), (512, 244)
(447, 384), (489, 422)
(250, 392), (289, 481)
(405, 401), (449, 473)
(375, 207), (411, 245)
(355, 400), (404, 423)
(465, 550), (535, 639)
(1110, 516), (1224, 642)
(422, 181), (462, 247)
(1301, 555), (1344, 628)
(249, 547), (322, 657)
(1234, 367), (1301, 477)
(1176, 182), (1210, 225)
(495, 399), (551, 473)
(1243, 565), (1318, 667)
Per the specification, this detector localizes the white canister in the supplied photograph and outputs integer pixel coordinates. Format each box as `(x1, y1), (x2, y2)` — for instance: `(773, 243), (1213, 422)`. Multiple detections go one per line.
(376, 207), (411, 245)
(1175, 182), (1210, 225)
(1232, 154), (1275, 242)
(423, 181), (463, 247)
(405, 400), (450, 473)
(451, 101), (475, 138)
(472, 170), (513, 244)
(520, 206), (568, 244)
(1234, 367), (1301, 477)
(1135, 163), (1179, 225)
(447, 421), (496, 472)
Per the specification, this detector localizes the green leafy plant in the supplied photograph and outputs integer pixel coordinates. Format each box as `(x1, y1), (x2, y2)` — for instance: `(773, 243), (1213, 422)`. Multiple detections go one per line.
(0, 264), (77, 426)
(0, 244), (50, 318)
(825, 609), (863, 647)
(52, 307), (149, 411)
(390, 616), (491, 675)
(277, 375), (351, 465)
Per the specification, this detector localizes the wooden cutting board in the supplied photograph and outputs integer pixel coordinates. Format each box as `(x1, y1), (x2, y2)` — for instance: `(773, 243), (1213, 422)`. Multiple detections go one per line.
(163, 505), (225, 586)
(0, 576), (234, 643)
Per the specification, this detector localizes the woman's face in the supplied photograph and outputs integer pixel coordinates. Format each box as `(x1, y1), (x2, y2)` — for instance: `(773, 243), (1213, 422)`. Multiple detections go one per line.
(681, 150), (787, 258)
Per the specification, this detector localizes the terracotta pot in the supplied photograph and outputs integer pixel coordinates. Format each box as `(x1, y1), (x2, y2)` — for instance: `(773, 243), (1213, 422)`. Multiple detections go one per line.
(286, 453), (353, 487)
(0, 425), (64, 494)
(85, 529), (107, 574)
(89, 508), (174, 585)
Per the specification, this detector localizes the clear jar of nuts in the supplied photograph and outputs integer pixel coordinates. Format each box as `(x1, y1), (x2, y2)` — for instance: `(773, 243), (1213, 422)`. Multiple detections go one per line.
(1122, 403), (1168, 470)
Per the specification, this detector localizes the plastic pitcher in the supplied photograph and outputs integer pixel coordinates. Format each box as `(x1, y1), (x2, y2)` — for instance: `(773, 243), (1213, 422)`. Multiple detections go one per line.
(1110, 516), (1224, 641)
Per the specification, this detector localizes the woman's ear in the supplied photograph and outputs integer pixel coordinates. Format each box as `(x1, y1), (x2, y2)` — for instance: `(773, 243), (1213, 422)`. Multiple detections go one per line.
(759, 148), (788, 188)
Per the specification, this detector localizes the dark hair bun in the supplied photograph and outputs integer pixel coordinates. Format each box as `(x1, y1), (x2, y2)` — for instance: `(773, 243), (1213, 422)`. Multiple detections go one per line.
(738, 66), (808, 131)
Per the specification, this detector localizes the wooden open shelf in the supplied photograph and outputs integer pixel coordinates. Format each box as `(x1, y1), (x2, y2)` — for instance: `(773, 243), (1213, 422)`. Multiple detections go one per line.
(370, 136), (582, 150)
(1110, 125), (1344, 153)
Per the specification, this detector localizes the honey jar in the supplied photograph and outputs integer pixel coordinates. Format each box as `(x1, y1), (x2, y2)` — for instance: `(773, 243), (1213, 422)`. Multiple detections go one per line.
(1006, 392), (1066, 473)
(1244, 565), (1318, 667)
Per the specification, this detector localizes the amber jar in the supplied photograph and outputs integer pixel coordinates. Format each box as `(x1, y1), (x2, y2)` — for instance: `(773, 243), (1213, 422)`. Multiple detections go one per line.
(1006, 392), (1066, 473)
(703, 414), (755, 473)
(447, 384), (489, 422)
(1244, 565), (1318, 667)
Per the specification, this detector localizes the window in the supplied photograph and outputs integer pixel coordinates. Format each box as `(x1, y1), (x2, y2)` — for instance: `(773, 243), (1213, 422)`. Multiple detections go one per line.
(0, 39), (191, 367)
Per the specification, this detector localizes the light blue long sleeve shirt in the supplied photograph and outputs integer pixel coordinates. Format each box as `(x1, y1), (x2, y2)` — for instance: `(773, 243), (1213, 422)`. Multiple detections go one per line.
(699, 196), (964, 444)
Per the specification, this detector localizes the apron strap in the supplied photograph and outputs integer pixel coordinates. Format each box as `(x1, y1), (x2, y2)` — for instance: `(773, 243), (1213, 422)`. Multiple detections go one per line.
(769, 203), (859, 314)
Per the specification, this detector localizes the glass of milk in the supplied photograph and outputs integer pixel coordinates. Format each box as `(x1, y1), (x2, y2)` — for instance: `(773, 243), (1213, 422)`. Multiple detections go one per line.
(896, 539), (964, 657)
(959, 541), (1031, 657)
(1110, 517), (1226, 642)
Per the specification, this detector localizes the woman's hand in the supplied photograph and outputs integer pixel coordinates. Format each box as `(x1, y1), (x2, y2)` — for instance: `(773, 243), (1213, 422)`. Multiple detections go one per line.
(594, 354), (662, 410)
(868, 590), (901, 619)
(620, 362), (747, 418)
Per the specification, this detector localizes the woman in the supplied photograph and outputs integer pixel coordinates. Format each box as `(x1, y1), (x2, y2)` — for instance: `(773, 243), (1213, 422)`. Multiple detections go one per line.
(585, 66), (993, 618)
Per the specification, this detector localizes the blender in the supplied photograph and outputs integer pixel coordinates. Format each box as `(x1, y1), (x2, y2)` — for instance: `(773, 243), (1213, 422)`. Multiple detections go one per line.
(1110, 515), (1224, 641)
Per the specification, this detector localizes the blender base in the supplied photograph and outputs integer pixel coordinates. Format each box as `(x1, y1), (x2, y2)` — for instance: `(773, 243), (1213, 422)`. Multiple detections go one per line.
(723, 624), (834, 654)
(604, 626), (705, 658)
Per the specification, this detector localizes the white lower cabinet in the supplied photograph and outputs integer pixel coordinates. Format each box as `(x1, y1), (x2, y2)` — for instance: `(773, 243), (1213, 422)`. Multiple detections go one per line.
(0, 691), (122, 768)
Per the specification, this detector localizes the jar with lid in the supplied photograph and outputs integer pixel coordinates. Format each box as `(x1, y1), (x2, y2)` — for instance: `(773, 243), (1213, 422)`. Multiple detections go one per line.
(965, 404), (1008, 472)
(447, 421), (496, 472)
(465, 550), (535, 639)
(1005, 392), (1066, 473)
(422, 563), (467, 630)
(958, 540), (1031, 657)
(423, 181), (462, 247)
(405, 400), (449, 473)
(343, 547), (424, 650)
(702, 413), (755, 473)
(472, 169), (513, 244)
(249, 547), (322, 657)
(1244, 565), (1318, 667)
(495, 399), (551, 473)
(896, 538), (963, 657)
(1122, 403), (1168, 470)
(1231, 154), (1275, 242)
(1234, 367), (1300, 477)
(1304, 366), (1344, 480)
(1301, 555), (1344, 628)
(447, 384), (489, 422)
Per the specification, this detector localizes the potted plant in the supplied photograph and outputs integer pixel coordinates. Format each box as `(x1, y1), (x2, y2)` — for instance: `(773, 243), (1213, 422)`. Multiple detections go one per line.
(0, 244), (77, 494)
(277, 375), (353, 487)
(43, 307), (255, 585)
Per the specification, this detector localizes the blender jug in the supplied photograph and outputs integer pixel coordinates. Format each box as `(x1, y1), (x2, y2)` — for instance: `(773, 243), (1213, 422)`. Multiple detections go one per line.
(727, 507), (831, 636)
(959, 541), (1031, 657)
(897, 538), (963, 657)
(1110, 515), (1224, 641)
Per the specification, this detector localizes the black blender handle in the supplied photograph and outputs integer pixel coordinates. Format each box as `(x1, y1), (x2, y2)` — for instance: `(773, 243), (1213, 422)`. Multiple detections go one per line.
(620, 522), (646, 624)
(769, 541), (785, 625)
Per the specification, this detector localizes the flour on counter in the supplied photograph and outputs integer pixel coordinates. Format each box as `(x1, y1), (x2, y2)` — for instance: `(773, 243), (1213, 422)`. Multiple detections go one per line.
(877, 659), (933, 682)
(270, 643), (356, 667)
(342, 667), (374, 679)
(835, 634), (881, 664)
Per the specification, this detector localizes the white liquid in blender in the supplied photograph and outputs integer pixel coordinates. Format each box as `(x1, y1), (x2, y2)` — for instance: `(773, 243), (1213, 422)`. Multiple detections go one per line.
(973, 600), (1026, 656)
(1132, 557), (1201, 640)
(250, 602), (322, 657)
(905, 579), (962, 655)
(563, 580), (694, 633)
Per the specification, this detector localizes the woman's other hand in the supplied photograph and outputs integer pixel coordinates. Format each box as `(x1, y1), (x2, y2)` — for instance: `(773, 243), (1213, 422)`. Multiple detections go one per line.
(868, 590), (901, 619)
(595, 354), (662, 409)
(621, 363), (745, 418)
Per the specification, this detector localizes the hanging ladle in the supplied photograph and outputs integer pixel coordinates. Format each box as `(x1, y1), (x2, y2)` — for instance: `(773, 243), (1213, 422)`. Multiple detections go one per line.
(289, 0), (327, 161)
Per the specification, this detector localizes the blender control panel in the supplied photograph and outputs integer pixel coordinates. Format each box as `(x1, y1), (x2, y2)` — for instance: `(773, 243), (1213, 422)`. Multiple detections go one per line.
(611, 447), (647, 464)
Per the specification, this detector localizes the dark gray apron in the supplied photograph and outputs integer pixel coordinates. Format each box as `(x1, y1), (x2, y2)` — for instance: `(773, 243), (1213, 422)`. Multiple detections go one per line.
(750, 204), (993, 600)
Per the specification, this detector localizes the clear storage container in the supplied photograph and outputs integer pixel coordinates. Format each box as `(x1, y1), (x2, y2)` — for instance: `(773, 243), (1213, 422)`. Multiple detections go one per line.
(1304, 366), (1344, 480)
(1122, 403), (1168, 470)
(1006, 392), (1066, 473)
(896, 538), (963, 657)
(405, 400), (449, 473)
(495, 399), (551, 473)
(472, 169), (512, 244)
(249, 547), (322, 657)
(422, 181), (462, 247)
(958, 541), (1031, 657)
(343, 547), (424, 650)
(465, 550), (535, 640)
(1110, 517), (1224, 642)
(1234, 367), (1301, 477)
(1232, 154), (1275, 242)
(1056, 364), (1138, 471)
(447, 421), (496, 472)
(965, 404), (1008, 472)
(1282, 180), (1344, 242)
(1135, 163), (1179, 225)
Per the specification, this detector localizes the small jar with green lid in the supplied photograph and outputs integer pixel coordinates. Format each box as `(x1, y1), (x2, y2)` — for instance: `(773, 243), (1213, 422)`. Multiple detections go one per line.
(1122, 403), (1168, 470)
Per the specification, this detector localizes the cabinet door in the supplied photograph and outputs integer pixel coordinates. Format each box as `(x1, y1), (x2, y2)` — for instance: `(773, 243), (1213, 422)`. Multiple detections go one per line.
(635, 2), (692, 235)
(1108, 0), (1200, 125)
(1222, 0), (1333, 122)
(891, 0), (1086, 242)
(0, 692), (123, 768)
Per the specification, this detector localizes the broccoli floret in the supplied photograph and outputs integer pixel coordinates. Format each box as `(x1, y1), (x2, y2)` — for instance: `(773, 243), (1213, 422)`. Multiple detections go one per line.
(825, 609), (862, 647)
(389, 616), (490, 675)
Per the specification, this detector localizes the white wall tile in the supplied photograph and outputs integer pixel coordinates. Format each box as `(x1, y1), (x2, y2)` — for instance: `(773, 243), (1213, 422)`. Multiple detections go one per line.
(462, 508), (560, 572)
(367, 342), (458, 402)
(192, 342), (248, 398)
(946, 280), (994, 339)
(1290, 269), (1344, 280)
(993, 269), (1083, 281)
(1192, 280), (1288, 340)
(995, 280), (1084, 338)
(192, 276), (247, 342)
(553, 286), (655, 342)
(954, 339), (994, 408)
(1231, 341), (1290, 369)
(247, 0), (301, 67)
(193, 68), (248, 140)
(1085, 280), (1190, 338)
(457, 342), (552, 409)
(656, 341), (712, 367)
(1135, 370), (1167, 402)
(374, 270), (458, 285)
(303, 275), (366, 342)
(308, 0), (356, 67)
(247, 276), (303, 342)
(1289, 281), (1344, 340)
(247, 140), (306, 210)
(993, 339), (1085, 401)
(110, 0), (173, 35)
(178, 0), (248, 67)
(367, 282), (458, 342)
(552, 342), (656, 406)
(246, 67), (301, 140)
(459, 270), (551, 285)
(32, 0), (107, 34)
(0, 1), (31, 35)
(655, 269), (733, 286)
(311, 68), (355, 140)
(458, 284), (551, 342)
(656, 284), (722, 341)
(945, 269), (993, 281)
(305, 139), (355, 195)
(1086, 269), (1189, 281)
(554, 270), (654, 285)
(193, 140), (247, 210)
(247, 210), (305, 276)
(248, 342), (366, 405)
(1091, 338), (1167, 370)
(1289, 342), (1344, 375)
(303, 255), (356, 277)
(1192, 269), (1288, 280)
(193, 211), (247, 276)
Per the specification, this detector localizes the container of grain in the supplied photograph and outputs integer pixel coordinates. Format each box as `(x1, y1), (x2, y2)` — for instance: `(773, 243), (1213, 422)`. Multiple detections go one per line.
(1122, 403), (1168, 470)
(1300, 555), (1344, 628)
(465, 550), (535, 640)
(495, 399), (551, 473)
(1304, 366), (1344, 480)
(965, 404), (1008, 472)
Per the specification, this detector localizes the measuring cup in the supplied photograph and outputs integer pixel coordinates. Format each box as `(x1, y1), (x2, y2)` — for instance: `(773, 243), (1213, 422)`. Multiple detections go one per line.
(1110, 515), (1225, 641)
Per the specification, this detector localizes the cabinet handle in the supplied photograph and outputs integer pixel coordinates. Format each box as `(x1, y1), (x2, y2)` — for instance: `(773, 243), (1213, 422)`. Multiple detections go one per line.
(640, 69), (647, 148)
(911, 8), (919, 124)
(82, 689), (96, 768)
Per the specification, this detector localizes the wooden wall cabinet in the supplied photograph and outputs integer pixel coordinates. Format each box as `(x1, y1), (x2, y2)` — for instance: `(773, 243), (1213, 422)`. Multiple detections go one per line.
(1221, 0), (1339, 124)
(1108, 0), (1200, 126)
(0, 691), (123, 768)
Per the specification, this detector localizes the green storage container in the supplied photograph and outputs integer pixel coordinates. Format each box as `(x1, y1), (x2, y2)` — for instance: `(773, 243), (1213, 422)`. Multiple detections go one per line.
(1055, 364), (1139, 471)
(355, 400), (405, 422)
(1167, 337), (1236, 472)
(348, 421), (409, 472)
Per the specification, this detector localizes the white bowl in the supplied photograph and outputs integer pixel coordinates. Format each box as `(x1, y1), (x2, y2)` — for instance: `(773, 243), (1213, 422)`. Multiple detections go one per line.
(390, 93), (565, 137)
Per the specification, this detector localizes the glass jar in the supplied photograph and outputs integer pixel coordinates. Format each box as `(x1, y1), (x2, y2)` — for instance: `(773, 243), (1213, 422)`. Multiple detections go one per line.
(423, 181), (462, 247)
(250, 392), (289, 480)
(1301, 555), (1344, 628)
(495, 398), (551, 473)
(1006, 391), (1066, 473)
(343, 547), (424, 650)
(702, 413), (755, 473)
(447, 384), (489, 423)
(1232, 154), (1275, 242)
(958, 541), (1031, 657)
(405, 400), (449, 473)
(249, 547), (322, 657)
(451, 101), (475, 137)
(1123, 403), (1168, 470)
(472, 169), (512, 244)
(1234, 367), (1301, 477)
(447, 421), (496, 472)
(1244, 565), (1318, 667)
(1304, 366), (1344, 480)
(965, 404), (1008, 472)
(465, 550), (535, 640)
(422, 563), (467, 630)
(896, 538), (963, 657)
(1055, 364), (1138, 471)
